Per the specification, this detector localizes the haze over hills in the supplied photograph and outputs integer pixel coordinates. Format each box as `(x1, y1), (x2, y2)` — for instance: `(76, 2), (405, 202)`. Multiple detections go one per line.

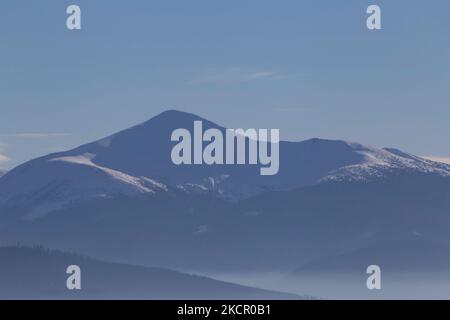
(0, 246), (300, 300)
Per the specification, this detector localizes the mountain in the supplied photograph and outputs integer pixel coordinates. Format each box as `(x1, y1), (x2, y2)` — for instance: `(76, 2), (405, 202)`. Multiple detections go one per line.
(1, 110), (449, 220)
(1, 110), (450, 284)
(0, 246), (300, 300)
(0, 170), (5, 178)
(2, 171), (450, 274)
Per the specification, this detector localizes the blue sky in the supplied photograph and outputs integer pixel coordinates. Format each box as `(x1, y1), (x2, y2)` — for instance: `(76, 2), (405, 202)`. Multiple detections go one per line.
(1, 0), (450, 169)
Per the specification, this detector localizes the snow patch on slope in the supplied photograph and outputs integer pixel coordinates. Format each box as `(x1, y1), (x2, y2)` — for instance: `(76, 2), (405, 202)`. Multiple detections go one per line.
(50, 153), (155, 194)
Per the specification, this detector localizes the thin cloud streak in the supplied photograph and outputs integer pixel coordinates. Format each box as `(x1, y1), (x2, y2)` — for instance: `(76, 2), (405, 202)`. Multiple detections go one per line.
(0, 133), (70, 139)
(191, 67), (299, 84)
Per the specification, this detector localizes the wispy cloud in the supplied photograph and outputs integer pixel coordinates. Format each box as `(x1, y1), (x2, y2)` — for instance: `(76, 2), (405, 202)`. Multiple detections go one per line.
(423, 156), (450, 165)
(191, 67), (298, 84)
(0, 133), (70, 139)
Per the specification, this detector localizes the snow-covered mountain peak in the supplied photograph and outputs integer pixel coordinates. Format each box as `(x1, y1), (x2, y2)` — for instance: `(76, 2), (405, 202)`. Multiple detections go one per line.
(1, 110), (450, 219)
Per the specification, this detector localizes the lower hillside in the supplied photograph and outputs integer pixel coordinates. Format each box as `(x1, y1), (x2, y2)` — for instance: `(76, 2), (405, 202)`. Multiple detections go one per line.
(0, 246), (300, 300)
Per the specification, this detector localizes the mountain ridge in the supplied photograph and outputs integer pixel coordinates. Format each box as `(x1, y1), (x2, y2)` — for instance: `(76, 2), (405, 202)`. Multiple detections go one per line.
(1, 110), (449, 219)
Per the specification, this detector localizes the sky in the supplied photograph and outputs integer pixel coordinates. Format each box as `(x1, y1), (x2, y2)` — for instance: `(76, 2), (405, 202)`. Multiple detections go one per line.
(0, 0), (450, 170)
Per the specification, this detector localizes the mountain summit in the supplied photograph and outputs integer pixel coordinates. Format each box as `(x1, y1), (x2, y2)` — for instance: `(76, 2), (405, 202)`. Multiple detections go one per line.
(0, 110), (449, 219)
